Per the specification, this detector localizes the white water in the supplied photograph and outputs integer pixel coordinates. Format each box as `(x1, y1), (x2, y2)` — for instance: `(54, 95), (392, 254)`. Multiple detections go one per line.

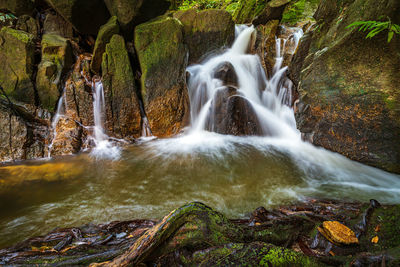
(89, 81), (121, 160)
(47, 89), (66, 158)
(145, 25), (400, 204)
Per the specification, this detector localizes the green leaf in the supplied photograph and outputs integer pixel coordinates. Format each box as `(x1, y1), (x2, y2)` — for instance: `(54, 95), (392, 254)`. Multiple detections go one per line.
(388, 31), (394, 42)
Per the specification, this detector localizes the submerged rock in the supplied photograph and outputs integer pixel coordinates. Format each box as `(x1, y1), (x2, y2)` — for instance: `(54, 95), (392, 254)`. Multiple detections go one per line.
(44, 0), (110, 35)
(135, 16), (189, 137)
(102, 34), (141, 140)
(292, 0), (400, 173)
(91, 16), (120, 74)
(0, 27), (36, 105)
(174, 9), (235, 64)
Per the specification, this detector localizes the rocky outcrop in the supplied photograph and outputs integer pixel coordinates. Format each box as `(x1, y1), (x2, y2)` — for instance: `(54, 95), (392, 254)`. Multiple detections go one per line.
(206, 87), (263, 136)
(0, 0), (35, 16)
(253, 0), (291, 26)
(44, 0), (110, 35)
(174, 9), (235, 64)
(43, 12), (74, 38)
(91, 16), (120, 74)
(135, 16), (189, 137)
(0, 27), (36, 105)
(102, 35), (141, 140)
(15, 15), (39, 37)
(36, 34), (73, 111)
(292, 0), (400, 173)
(103, 0), (170, 36)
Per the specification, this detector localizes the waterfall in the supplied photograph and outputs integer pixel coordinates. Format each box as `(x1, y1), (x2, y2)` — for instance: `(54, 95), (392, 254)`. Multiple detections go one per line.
(186, 25), (302, 139)
(89, 80), (121, 160)
(47, 89), (66, 157)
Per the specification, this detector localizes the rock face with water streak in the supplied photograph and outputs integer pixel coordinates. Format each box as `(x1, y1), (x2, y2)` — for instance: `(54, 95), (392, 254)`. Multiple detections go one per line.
(293, 0), (400, 173)
(36, 34), (73, 111)
(102, 34), (142, 140)
(135, 16), (189, 137)
(174, 9), (235, 64)
(0, 27), (36, 105)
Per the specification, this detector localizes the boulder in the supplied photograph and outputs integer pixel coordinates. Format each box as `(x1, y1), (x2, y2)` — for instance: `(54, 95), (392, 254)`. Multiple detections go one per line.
(174, 9), (235, 64)
(0, 27), (35, 104)
(91, 16), (120, 74)
(15, 15), (39, 37)
(43, 12), (74, 38)
(253, 0), (291, 26)
(103, 0), (170, 36)
(206, 87), (263, 136)
(44, 0), (110, 35)
(292, 0), (400, 173)
(0, 0), (35, 16)
(36, 34), (73, 111)
(102, 34), (141, 139)
(213, 62), (238, 88)
(135, 16), (189, 137)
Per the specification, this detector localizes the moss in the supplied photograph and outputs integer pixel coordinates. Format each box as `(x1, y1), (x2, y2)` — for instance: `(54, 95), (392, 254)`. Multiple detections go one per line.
(233, 0), (266, 24)
(281, 0), (320, 25)
(259, 246), (319, 266)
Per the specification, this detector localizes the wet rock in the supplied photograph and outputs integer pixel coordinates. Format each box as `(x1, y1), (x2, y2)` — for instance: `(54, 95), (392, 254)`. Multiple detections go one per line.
(36, 34), (73, 111)
(43, 11), (74, 38)
(232, 0), (267, 24)
(206, 87), (263, 136)
(0, 100), (48, 162)
(102, 34), (141, 140)
(44, 0), (110, 35)
(135, 16), (189, 137)
(293, 0), (400, 173)
(174, 9), (235, 64)
(0, 27), (36, 104)
(213, 62), (238, 88)
(15, 15), (39, 38)
(254, 20), (279, 77)
(91, 16), (120, 74)
(103, 0), (170, 36)
(0, 0), (35, 16)
(253, 0), (291, 26)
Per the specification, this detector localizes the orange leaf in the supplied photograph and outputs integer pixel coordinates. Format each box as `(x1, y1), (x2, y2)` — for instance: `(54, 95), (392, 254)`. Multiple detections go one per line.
(371, 236), (379, 243)
(374, 225), (381, 232)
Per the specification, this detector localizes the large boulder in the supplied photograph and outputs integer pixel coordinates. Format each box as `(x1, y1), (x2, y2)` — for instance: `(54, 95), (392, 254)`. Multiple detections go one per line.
(43, 11), (74, 38)
(174, 9), (235, 64)
(91, 16), (120, 74)
(36, 34), (73, 111)
(292, 0), (400, 173)
(206, 87), (263, 136)
(44, 0), (110, 35)
(0, 0), (35, 16)
(135, 16), (189, 137)
(0, 27), (35, 104)
(103, 0), (170, 36)
(102, 34), (141, 140)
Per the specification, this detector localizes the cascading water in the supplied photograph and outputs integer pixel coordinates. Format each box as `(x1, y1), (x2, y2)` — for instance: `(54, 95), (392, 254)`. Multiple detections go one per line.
(89, 80), (121, 159)
(47, 89), (66, 158)
(187, 26), (299, 139)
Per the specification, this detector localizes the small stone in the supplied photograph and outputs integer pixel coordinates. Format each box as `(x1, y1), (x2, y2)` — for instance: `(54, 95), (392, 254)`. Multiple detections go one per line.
(318, 221), (358, 245)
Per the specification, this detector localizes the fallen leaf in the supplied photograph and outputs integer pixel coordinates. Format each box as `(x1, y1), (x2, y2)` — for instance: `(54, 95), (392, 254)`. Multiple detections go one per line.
(371, 236), (379, 244)
(329, 251), (335, 256)
(374, 225), (381, 232)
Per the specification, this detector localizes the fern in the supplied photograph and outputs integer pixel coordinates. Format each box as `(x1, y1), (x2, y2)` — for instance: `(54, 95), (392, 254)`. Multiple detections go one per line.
(346, 18), (400, 43)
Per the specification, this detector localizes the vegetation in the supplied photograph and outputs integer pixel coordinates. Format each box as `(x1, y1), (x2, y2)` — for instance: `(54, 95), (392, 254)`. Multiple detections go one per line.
(176, 0), (239, 13)
(281, 0), (320, 25)
(346, 18), (400, 42)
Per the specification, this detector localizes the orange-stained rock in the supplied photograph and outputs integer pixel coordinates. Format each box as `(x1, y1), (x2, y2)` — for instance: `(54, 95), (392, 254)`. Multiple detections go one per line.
(318, 221), (358, 245)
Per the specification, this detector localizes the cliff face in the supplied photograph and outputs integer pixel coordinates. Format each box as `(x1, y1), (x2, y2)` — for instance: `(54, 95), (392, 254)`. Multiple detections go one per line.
(292, 0), (400, 173)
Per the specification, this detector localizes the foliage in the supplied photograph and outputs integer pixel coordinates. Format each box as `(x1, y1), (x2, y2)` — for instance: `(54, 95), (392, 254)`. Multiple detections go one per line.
(0, 12), (17, 27)
(346, 18), (400, 43)
(281, 0), (320, 25)
(177, 0), (239, 13)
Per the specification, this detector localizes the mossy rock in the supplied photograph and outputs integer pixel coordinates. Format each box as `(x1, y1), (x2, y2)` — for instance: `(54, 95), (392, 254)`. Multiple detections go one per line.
(44, 0), (110, 35)
(293, 0), (400, 173)
(103, 0), (170, 36)
(91, 16), (120, 74)
(0, 0), (35, 16)
(36, 34), (73, 111)
(135, 16), (189, 137)
(102, 34), (141, 139)
(174, 9), (235, 64)
(233, 0), (267, 24)
(0, 27), (35, 104)
(15, 15), (39, 37)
